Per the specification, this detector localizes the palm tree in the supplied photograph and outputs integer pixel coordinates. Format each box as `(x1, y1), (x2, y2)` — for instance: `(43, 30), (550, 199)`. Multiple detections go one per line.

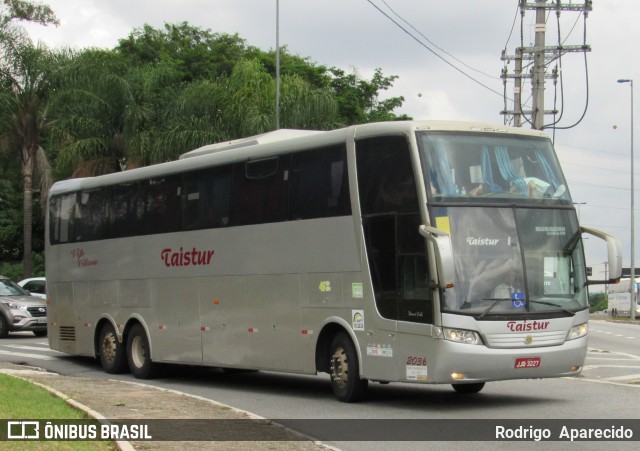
(0, 0), (58, 277)
(0, 41), (55, 277)
(49, 49), (139, 177)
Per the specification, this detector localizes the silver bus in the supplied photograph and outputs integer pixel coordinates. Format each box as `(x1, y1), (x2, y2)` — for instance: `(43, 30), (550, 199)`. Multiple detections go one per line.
(46, 121), (621, 402)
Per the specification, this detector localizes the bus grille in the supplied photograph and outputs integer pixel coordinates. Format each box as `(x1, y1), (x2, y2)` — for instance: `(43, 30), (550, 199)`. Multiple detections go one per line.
(27, 306), (47, 318)
(484, 331), (567, 348)
(59, 326), (76, 341)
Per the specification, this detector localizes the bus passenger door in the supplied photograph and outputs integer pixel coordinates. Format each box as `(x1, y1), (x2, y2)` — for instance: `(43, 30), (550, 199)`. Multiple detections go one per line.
(356, 136), (434, 320)
(356, 135), (434, 380)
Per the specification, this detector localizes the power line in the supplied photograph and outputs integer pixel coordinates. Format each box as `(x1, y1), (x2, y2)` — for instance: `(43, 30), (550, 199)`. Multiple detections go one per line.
(365, 0), (505, 99)
(378, 0), (499, 80)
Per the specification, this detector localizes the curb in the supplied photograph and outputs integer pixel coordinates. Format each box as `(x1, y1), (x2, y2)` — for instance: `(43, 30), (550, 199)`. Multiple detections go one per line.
(0, 367), (336, 449)
(0, 368), (133, 451)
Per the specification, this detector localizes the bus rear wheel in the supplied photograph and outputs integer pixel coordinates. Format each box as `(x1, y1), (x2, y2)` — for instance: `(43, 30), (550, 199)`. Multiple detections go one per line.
(126, 323), (158, 379)
(452, 382), (485, 394)
(98, 323), (128, 373)
(329, 332), (368, 402)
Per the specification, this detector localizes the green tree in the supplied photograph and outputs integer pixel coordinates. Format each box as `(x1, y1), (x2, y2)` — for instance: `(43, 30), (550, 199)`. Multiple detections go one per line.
(116, 22), (249, 81)
(152, 59), (341, 162)
(0, 0), (58, 278)
(329, 67), (410, 124)
(589, 292), (608, 313)
(0, 174), (21, 262)
(50, 48), (188, 175)
(115, 22), (408, 126)
(0, 0), (57, 39)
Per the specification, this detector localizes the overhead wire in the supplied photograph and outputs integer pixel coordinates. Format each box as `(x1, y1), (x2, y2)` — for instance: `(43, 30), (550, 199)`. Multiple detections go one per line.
(378, 0), (499, 80)
(364, 0), (505, 99)
(503, 1), (591, 131)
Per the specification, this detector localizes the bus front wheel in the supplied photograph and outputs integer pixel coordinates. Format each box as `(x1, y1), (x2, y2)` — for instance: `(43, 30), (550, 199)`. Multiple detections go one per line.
(329, 332), (368, 402)
(452, 382), (485, 394)
(98, 323), (128, 373)
(126, 323), (158, 379)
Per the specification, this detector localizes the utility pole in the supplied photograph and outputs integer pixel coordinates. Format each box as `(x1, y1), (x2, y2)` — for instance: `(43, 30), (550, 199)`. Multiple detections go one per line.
(275, 0), (280, 130)
(501, 0), (592, 130)
(532, 1), (547, 130)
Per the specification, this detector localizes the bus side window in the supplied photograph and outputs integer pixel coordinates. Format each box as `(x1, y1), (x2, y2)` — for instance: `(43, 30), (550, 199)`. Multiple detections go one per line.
(289, 144), (350, 220)
(49, 193), (76, 244)
(356, 135), (433, 324)
(231, 156), (290, 226)
(138, 176), (181, 235)
(182, 166), (232, 230)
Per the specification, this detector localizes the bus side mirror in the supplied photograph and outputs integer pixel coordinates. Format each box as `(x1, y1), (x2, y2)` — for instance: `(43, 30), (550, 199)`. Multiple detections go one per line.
(419, 225), (456, 289)
(581, 226), (622, 285)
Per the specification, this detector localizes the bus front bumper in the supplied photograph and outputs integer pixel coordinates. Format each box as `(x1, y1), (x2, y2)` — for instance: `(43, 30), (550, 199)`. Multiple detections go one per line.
(424, 336), (587, 384)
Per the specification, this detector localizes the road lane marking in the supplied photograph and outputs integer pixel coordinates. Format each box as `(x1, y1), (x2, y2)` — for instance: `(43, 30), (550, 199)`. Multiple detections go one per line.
(0, 350), (56, 361)
(603, 373), (640, 381)
(3, 345), (63, 353)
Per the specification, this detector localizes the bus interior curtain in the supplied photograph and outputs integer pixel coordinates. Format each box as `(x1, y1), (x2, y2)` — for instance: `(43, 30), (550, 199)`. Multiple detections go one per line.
(495, 146), (527, 194)
(481, 146), (502, 193)
(435, 142), (456, 195)
(534, 149), (560, 191)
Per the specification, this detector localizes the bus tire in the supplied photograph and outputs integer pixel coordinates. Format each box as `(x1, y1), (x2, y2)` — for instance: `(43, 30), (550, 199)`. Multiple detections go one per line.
(452, 382), (485, 394)
(98, 323), (128, 374)
(329, 332), (368, 402)
(126, 323), (158, 379)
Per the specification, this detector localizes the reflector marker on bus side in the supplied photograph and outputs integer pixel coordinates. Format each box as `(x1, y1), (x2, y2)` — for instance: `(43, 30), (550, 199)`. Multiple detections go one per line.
(200, 326), (210, 331)
(247, 328), (258, 333)
(83, 323), (92, 328)
(301, 330), (314, 335)
(158, 325), (167, 330)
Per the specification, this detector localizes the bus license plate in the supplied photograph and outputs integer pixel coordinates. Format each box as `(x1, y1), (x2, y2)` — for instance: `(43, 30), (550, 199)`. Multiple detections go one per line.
(515, 357), (540, 369)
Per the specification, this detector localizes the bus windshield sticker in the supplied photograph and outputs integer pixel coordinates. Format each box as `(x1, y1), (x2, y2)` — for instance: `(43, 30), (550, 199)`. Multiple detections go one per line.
(352, 283), (364, 298)
(352, 310), (364, 330)
(435, 216), (451, 235)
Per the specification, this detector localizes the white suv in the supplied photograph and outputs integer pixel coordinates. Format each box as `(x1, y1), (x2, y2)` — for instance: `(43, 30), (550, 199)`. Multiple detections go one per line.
(0, 276), (47, 338)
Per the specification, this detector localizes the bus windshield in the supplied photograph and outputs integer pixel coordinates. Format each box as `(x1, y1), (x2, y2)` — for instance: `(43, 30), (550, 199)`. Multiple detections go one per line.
(418, 131), (588, 316)
(419, 131), (570, 202)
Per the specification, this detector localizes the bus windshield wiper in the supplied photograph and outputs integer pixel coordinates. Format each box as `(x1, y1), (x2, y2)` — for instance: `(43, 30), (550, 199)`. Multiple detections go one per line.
(476, 298), (512, 319)
(528, 300), (575, 316)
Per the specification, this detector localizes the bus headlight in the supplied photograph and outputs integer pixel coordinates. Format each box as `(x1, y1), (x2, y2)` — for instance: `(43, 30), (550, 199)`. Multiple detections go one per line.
(442, 327), (483, 345)
(567, 323), (588, 340)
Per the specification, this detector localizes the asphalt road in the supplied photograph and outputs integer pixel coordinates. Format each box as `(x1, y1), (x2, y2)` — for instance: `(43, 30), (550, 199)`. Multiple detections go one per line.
(1, 318), (638, 450)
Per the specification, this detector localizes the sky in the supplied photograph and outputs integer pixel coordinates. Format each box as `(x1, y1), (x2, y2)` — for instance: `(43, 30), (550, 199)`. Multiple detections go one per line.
(20, 0), (640, 283)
